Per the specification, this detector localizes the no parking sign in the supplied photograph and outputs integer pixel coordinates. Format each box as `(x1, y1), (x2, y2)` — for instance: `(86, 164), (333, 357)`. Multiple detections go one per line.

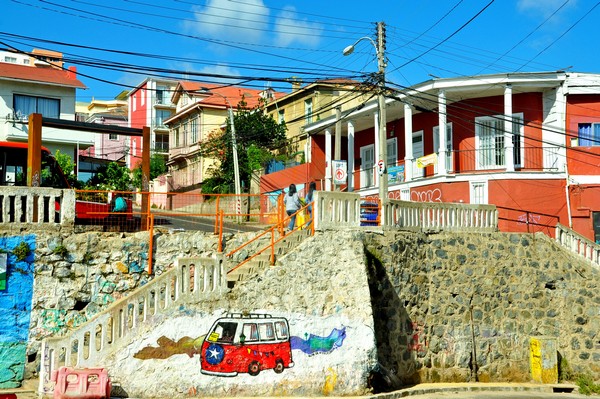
(333, 160), (347, 185)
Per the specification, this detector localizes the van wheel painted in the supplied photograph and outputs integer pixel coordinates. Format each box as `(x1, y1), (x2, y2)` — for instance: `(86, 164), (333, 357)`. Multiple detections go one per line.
(248, 361), (260, 376)
(274, 359), (284, 374)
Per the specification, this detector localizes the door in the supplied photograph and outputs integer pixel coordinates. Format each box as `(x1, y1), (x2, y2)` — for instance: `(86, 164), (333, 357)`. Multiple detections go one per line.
(412, 131), (424, 178)
(360, 145), (374, 188)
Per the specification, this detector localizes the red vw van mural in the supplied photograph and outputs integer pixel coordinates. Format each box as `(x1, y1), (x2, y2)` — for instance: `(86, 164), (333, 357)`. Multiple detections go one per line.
(200, 313), (294, 377)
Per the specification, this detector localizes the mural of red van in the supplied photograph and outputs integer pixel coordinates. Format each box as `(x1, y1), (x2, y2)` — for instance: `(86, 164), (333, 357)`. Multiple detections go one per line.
(200, 313), (294, 377)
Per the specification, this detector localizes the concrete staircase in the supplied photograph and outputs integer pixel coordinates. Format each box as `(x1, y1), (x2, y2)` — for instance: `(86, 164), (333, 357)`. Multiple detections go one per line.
(225, 228), (312, 287)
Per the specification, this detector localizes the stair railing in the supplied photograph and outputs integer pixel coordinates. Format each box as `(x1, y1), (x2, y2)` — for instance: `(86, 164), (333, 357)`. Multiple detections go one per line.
(39, 256), (225, 396)
(555, 223), (600, 270)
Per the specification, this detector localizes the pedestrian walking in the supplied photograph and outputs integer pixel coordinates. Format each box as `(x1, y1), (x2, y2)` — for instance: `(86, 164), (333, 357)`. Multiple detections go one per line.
(305, 181), (316, 227)
(283, 183), (301, 231)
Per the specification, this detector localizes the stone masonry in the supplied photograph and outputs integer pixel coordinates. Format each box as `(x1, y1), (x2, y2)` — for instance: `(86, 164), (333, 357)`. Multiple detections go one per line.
(1, 227), (599, 392)
(364, 230), (600, 385)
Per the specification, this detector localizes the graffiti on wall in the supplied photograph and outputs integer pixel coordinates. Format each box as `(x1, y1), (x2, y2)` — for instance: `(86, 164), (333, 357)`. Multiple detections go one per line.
(0, 253), (6, 291)
(411, 188), (442, 202)
(0, 235), (35, 388)
(134, 312), (347, 378)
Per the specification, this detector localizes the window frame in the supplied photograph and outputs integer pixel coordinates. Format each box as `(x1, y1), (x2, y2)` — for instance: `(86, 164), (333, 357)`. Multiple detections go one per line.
(470, 180), (488, 204)
(577, 122), (600, 146)
(13, 94), (60, 120)
(475, 113), (523, 170)
(304, 98), (313, 124)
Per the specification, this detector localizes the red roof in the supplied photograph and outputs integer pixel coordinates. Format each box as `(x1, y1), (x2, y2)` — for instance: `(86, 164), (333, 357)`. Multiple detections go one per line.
(0, 62), (86, 89)
(178, 81), (282, 109)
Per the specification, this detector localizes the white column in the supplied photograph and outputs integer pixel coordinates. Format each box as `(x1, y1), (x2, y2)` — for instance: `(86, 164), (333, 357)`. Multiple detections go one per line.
(438, 90), (447, 176)
(347, 120), (355, 192)
(374, 111), (381, 188)
(504, 84), (515, 172)
(404, 103), (414, 182)
(325, 128), (332, 191)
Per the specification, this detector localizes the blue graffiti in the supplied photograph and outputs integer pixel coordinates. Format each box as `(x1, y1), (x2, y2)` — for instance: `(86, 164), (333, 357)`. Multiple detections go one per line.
(290, 327), (346, 355)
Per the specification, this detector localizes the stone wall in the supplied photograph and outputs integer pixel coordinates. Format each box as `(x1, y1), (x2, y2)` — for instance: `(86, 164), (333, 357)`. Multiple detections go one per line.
(2, 227), (599, 394)
(95, 230), (377, 397)
(364, 231), (600, 385)
(0, 227), (262, 386)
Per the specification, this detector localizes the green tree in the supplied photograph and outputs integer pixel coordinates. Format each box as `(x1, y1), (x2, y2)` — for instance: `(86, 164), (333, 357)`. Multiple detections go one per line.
(87, 161), (132, 191)
(132, 153), (168, 190)
(198, 102), (289, 194)
(54, 149), (82, 188)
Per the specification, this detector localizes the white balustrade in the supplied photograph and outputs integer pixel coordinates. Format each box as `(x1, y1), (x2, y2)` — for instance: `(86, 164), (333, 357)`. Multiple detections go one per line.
(384, 200), (498, 232)
(556, 223), (600, 270)
(0, 187), (75, 227)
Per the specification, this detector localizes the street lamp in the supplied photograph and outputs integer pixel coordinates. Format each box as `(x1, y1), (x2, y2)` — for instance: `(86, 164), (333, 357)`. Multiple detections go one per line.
(343, 23), (388, 217)
(200, 88), (242, 222)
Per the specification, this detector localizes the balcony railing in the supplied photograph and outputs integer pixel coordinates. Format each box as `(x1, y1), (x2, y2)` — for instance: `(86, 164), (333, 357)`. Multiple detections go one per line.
(452, 145), (562, 173)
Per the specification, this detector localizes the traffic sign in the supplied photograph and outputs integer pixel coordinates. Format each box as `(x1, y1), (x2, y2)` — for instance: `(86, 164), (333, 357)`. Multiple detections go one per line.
(377, 159), (385, 176)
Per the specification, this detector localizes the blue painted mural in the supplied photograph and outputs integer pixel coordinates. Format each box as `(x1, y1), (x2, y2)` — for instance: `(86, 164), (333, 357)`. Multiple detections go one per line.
(0, 234), (35, 388)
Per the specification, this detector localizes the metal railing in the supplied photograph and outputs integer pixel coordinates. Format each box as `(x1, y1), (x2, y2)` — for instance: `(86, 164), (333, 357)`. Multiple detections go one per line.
(555, 223), (600, 270)
(38, 256), (225, 396)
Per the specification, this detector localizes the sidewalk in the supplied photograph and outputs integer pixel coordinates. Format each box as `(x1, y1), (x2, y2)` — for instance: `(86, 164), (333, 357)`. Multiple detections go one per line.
(0, 380), (580, 399)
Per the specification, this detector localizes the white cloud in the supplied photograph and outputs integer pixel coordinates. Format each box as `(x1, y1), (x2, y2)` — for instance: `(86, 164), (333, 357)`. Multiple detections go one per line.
(183, 0), (270, 45)
(273, 6), (322, 47)
(516, 0), (578, 18)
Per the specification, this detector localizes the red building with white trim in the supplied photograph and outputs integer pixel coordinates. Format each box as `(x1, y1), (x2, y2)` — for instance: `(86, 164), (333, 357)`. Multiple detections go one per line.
(262, 72), (600, 242)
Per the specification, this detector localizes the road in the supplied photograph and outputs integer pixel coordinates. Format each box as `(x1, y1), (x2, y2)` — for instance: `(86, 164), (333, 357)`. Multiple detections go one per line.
(150, 213), (268, 234)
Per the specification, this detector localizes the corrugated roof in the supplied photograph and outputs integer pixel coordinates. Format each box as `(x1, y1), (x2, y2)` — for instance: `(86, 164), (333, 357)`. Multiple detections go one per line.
(0, 62), (86, 89)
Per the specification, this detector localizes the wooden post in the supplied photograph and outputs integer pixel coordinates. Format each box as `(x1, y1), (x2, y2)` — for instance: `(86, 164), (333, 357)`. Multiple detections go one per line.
(141, 126), (150, 230)
(27, 113), (42, 187)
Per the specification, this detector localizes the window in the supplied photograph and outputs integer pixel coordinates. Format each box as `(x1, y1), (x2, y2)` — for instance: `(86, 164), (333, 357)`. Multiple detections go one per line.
(258, 323), (275, 340)
(156, 86), (166, 104)
(4, 56), (16, 63)
(304, 98), (313, 124)
(155, 134), (168, 152)
(360, 144), (375, 188)
(141, 89), (145, 106)
(14, 94), (59, 119)
(475, 114), (523, 169)
(190, 118), (198, 143)
(387, 138), (397, 167)
(214, 322), (237, 343)
(174, 127), (180, 148)
(578, 123), (600, 146)
(242, 323), (259, 342)
(274, 321), (289, 339)
(278, 109), (285, 124)
(470, 181), (488, 204)
(109, 133), (118, 141)
(400, 188), (410, 201)
(412, 131), (424, 178)
(155, 109), (172, 127)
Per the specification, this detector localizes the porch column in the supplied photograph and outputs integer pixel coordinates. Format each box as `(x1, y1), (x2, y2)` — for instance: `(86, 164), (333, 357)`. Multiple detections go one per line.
(404, 103), (414, 182)
(325, 128), (332, 191)
(504, 84), (515, 172)
(437, 90), (448, 176)
(374, 111), (381, 188)
(347, 120), (355, 192)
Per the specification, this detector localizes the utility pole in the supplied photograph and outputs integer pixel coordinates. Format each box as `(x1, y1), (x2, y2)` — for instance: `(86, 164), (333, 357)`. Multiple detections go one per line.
(376, 22), (388, 214)
(228, 106), (242, 223)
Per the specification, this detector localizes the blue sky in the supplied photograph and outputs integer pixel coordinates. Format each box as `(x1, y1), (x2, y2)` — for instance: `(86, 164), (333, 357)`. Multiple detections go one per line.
(2, 0), (598, 102)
